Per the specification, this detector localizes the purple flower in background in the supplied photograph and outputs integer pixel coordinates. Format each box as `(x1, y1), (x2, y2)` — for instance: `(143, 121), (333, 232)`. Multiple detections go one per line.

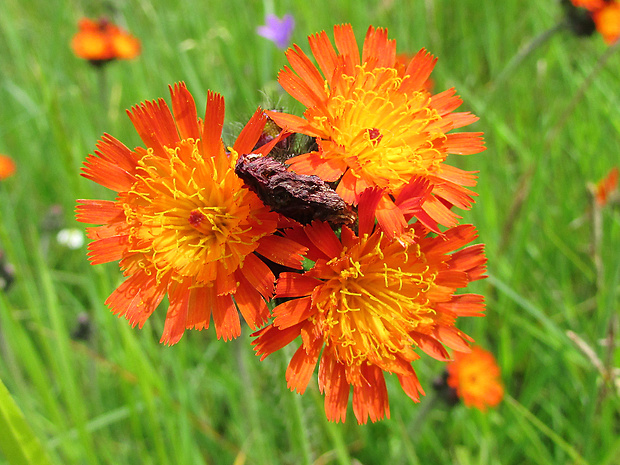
(257, 14), (295, 49)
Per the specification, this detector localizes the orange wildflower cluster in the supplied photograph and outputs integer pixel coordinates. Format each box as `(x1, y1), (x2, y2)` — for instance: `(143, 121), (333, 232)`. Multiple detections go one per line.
(569, 0), (620, 43)
(78, 24), (489, 424)
(71, 18), (141, 64)
(446, 346), (504, 411)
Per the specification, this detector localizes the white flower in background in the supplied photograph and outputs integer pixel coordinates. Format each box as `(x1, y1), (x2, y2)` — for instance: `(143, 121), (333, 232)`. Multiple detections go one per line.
(56, 228), (85, 250)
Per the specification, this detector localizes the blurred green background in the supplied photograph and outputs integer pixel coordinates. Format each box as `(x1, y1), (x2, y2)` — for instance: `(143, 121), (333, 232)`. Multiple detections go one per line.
(0, 0), (619, 464)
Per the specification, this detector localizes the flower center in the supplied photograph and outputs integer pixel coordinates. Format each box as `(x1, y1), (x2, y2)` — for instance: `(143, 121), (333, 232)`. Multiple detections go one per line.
(310, 65), (445, 191)
(315, 233), (437, 366)
(121, 139), (271, 284)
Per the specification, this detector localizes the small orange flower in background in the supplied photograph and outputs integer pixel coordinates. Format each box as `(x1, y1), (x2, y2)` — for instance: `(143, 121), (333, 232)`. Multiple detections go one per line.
(446, 346), (504, 411)
(593, 166), (619, 207)
(592, 2), (620, 43)
(253, 189), (487, 424)
(266, 24), (485, 237)
(76, 83), (306, 345)
(569, 0), (620, 43)
(0, 154), (16, 180)
(71, 17), (141, 64)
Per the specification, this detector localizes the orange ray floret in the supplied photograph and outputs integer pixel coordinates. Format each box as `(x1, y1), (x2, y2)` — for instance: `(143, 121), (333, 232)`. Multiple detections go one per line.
(77, 83), (306, 345)
(252, 191), (486, 424)
(446, 346), (504, 411)
(266, 24), (485, 237)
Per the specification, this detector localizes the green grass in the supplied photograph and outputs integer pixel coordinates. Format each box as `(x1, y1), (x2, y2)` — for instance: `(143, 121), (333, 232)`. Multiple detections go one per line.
(0, 0), (619, 463)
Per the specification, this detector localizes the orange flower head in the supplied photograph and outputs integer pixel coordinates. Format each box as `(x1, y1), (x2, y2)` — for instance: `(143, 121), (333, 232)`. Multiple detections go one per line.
(266, 25), (485, 237)
(0, 154), (16, 180)
(593, 166), (619, 206)
(71, 17), (141, 63)
(446, 346), (504, 411)
(593, 2), (620, 43)
(253, 189), (487, 424)
(77, 83), (306, 345)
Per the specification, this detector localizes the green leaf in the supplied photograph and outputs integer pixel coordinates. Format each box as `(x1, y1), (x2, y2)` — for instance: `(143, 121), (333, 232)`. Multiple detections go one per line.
(0, 377), (55, 465)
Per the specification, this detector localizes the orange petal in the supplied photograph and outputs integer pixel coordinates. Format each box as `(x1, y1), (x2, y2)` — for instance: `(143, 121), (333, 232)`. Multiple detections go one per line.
(400, 49), (437, 93)
(451, 244), (487, 281)
(105, 271), (166, 329)
(333, 24), (360, 71)
(201, 91), (225, 157)
(160, 280), (191, 345)
(308, 30), (339, 80)
(433, 325), (473, 353)
(286, 338), (322, 394)
(362, 26), (395, 69)
(411, 331), (450, 361)
(233, 271), (270, 330)
(273, 297), (314, 329)
(319, 354), (350, 423)
(303, 220), (343, 258)
(186, 286), (212, 330)
(397, 371), (425, 402)
(76, 199), (124, 224)
(169, 82), (200, 140)
(422, 195), (460, 229)
(127, 98), (180, 158)
(352, 364), (389, 424)
(375, 195), (407, 238)
(436, 294), (486, 317)
(252, 322), (304, 360)
(278, 65), (328, 111)
(86, 235), (129, 264)
(264, 111), (323, 138)
(232, 107), (267, 154)
(286, 45), (328, 104)
(334, 169), (358, 204)
(211, 290), (241, 341)
(240, 253), (275, 300)
(434, 164), (478, 187)
(81, 153), (136, 192)
(429, 88), (463, 115)
(255, 234), (307, 269)
(287, 151), (345, 181)
(276, 273), (320, 298)
(441, 132), (486, 155)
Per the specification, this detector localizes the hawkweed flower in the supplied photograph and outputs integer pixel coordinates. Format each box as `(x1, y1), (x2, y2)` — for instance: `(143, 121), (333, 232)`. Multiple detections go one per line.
(77, 83), (306, 345)
(446, 346), (504, 411)
(592, 2), (620, 43)
(567, 0), (620, 43)
(253, 188), (487, 424)
(0, 154), (16, 180)
(592, 166), (619, 207)
(266, 24), (485, 237)
(71, 17), (141, 65)
(257, 14), (295, 50)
